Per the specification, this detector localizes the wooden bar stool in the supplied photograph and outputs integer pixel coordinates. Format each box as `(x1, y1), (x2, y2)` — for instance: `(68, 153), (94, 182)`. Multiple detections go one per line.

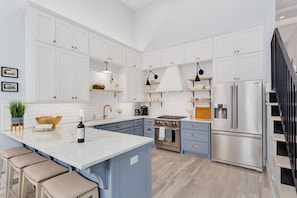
(21, 160), (69, 198)
(41, 171), (99, 198)
(0, 147), (32, 194)
(7, 152), (48, 198)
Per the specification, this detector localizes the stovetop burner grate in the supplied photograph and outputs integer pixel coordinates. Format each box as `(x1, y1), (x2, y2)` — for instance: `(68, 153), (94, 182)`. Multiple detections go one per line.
(157, 115), (187, 120)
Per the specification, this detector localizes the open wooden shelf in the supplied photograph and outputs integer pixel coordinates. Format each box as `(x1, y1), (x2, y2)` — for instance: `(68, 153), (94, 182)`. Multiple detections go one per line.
(90, 89), (122, 93)
(187, 76), (213, 81)
(188, 99), (211, 103)
(188, 88), (211, 92)
(145, 90), (163, 94)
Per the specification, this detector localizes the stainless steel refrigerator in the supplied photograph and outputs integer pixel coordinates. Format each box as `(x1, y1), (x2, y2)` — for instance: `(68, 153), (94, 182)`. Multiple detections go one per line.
(211, 81), (263, 171)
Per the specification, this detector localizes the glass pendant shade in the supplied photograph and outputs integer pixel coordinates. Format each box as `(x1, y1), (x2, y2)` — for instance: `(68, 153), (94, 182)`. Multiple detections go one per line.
(102, 62), (111, 74)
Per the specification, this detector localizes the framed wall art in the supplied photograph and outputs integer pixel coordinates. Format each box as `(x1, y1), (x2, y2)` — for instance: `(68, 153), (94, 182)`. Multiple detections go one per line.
(1, 82), (18, 92)
(1, 67), (18, 78)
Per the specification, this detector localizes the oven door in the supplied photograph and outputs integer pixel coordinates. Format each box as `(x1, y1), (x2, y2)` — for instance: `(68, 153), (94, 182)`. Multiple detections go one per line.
(155, 126), (180, 152)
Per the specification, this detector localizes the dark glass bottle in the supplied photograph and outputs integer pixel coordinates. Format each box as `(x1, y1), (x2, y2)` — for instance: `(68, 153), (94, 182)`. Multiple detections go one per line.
(77, 121), (85, 143)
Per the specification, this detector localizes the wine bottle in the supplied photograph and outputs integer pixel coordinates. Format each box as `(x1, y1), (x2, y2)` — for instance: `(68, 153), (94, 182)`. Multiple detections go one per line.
(77, 121), (85, 143)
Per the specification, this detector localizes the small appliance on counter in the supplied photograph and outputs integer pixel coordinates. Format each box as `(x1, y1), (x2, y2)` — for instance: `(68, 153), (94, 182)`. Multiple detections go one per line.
(140, 105), (148, 115)
(135, 108), (141, 116)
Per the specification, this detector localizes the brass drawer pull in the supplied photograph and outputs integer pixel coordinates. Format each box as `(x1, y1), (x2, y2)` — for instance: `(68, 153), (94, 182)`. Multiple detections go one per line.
(116, 125), (121, 128)
(192, 145), (198, 149)
(148, 128), (151, 131)
(192, 125), (197, 128)
(192, 133), (198, 137)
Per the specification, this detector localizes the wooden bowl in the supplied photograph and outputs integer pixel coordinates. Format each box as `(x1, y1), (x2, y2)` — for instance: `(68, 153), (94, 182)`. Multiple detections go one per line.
(35, 116), (62, 128)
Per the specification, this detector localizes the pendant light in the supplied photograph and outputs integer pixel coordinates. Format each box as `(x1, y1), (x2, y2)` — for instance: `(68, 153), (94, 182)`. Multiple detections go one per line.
(102, 61), (111, 74)
(194, 62), (204, 82)
(146, 70), (158, 86)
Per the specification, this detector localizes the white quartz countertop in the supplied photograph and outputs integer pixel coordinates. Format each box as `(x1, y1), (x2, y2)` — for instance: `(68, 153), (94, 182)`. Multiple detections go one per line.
(2, 123), (153, 169)
(181, 118), (212, 123)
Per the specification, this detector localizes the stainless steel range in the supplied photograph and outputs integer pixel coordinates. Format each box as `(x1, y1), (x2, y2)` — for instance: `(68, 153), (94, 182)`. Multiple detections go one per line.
(155, 115), (186, 153)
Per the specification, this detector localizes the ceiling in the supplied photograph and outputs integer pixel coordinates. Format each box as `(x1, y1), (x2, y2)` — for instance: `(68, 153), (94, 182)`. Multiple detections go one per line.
(120, 0), (158, 10)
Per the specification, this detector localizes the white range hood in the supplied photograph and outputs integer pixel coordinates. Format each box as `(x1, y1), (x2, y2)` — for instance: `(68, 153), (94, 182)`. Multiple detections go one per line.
(156, 65), (187, 92)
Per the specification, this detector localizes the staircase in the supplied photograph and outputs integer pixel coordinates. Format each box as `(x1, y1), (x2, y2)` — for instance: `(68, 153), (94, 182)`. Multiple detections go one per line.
(269, 28), (297, 197)
(267, 92), (296, 197)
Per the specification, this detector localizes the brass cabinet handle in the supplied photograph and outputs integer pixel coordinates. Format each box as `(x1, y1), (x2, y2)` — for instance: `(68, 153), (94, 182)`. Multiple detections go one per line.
(192, 133), (198, 137)
(116, 125), (121, 128)
(136, 121), (141, 124)
(53, 40), (56, 43)
(75, 97), (77, 99)
(192, 145), (198, 149)
(192, 125), (197, 128)
(53, 96), (57, 99)
(148, 128), (151, 131)
(237, 50), (240, 53)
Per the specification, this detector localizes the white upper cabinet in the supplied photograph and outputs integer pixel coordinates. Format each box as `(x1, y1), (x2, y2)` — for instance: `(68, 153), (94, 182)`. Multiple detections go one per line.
(161, 45), (184, 66)
(56, 20), (89, 54)
(126, 49), (142, 69)
(142, 50), (161, 70)
(213, 51), (263, 83)
(185, 38), (213, 63)
(89, 33), (126, 65)
(214, 26), (263, 58)
(33, 9), (56, 45)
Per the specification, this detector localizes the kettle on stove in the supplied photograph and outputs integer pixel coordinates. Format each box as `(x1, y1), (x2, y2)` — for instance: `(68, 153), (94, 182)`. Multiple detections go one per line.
(140, 106), (148, 115)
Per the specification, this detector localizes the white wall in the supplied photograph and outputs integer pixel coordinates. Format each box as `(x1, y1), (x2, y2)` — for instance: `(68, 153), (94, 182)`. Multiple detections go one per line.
(134, 0), (267, 51)
(30, 0), (135, 47)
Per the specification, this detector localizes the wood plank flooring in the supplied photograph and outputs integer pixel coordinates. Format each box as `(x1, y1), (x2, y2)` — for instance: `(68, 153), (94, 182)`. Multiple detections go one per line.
(152, 148), (273, 198)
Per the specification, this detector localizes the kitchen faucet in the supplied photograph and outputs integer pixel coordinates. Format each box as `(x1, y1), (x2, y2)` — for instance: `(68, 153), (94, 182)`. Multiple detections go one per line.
(103, 105), (112, 119)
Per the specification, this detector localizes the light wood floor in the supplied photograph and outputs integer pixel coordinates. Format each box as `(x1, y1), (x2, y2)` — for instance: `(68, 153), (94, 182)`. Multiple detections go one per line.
(152, 148), (273, 198)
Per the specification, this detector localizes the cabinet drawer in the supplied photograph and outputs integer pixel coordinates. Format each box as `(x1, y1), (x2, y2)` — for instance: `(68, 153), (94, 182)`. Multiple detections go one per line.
(181, 122), (209, 131)
(134, 119), (143, 126)
(144, 118), (154, 126)
(182, 140), (209, 155)
(118, 127), (134, 134)
(134, 126), (143, 136)
(183, 129), (209, 142)
(144, 126), (154, 135)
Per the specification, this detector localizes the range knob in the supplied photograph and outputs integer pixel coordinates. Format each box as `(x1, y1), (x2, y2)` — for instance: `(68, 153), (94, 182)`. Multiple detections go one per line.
(164, 122), (168, 126)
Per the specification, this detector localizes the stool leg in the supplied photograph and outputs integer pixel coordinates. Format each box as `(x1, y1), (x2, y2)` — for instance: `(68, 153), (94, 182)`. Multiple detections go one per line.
(5, 160), (10, 196)
(36, 183), (42, 198)
(0, 157), (3, 188)
(93, 187), (99, 198)
(7, 163), (14, 198)
(21, 173), (28, 198)
(17, 169), (23, 198)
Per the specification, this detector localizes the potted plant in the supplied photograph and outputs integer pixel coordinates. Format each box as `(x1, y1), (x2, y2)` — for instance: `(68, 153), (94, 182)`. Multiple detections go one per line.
(9, 100), (26, 125)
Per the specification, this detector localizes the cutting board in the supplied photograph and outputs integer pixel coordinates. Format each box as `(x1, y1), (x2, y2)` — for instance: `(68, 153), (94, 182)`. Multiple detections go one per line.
(195, 107), (211, 119)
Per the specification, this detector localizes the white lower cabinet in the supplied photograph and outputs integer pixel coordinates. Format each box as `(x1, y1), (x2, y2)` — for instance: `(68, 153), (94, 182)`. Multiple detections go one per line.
(213, 51), (263, 83)
(119, 67), (144, 102)
(28, 41), (89, 102)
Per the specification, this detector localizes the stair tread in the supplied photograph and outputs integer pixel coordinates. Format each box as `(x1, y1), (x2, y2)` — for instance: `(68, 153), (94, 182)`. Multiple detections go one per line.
(271, 134), (285, 142)
(273, 155), (291, 169)
(277, 183), (296, 198)
(270, 116), (281, 121)
(266, 102), (278, 106)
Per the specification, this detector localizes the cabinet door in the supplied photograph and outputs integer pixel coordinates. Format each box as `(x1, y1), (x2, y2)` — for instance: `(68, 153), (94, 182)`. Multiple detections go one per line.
(89, 33), (109, 60)
(56, 48), (73, 101)
(142, 50), (161, 70)
(34, 10), (56, 44)
(160, 48), (172, 66)
(185, 41), (199, 63)
(237, 52), (263, 81)
(127, 49), (141, 69)
(237, 26), (263, 54)
(74, 27), (89, 54)
(171, 45), (184, 65)
(74, 54), (90, 102)
(198, 38), (213, 61)
(110, 42), (126, 65)
(213, 56), (237, 83)
(214, 32), (237, 58)
(34, 42), (56, 101)
(56, 20), (74, 50)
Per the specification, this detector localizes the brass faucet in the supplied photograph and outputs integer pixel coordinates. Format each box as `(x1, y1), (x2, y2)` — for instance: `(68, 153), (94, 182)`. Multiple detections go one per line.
(103, 105), (112, 119)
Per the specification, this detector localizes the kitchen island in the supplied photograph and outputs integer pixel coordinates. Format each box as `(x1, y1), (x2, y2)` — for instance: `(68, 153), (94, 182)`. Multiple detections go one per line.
(2, 124), (153, 198)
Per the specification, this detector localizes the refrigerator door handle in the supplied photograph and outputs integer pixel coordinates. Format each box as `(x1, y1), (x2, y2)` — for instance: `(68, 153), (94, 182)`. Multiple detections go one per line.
(212, 131), (261, 139)
(230, 85), (234, 129)
(235, 85), (238, 129)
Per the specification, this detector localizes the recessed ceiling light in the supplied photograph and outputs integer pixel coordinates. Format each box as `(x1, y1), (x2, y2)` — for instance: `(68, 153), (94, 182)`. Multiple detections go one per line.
(279, 15), (285, 19)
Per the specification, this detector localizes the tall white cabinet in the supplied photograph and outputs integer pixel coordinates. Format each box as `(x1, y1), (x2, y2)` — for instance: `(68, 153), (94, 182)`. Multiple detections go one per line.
(213, 26), (264, 83)
(26, 5), (89, 102)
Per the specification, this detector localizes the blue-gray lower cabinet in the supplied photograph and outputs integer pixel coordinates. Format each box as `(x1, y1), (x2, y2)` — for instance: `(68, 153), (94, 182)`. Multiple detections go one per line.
(143, 118), (155, 146)
(181, 121), (211, 159)
(80, 144), (152, 198)
(94, 120), (134, 134)
(133, 119), (143, 136)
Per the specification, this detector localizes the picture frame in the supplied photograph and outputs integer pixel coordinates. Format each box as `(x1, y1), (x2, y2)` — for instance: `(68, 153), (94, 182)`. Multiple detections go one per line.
(1, 67), (18, 78)
(1, 82), (18, 92)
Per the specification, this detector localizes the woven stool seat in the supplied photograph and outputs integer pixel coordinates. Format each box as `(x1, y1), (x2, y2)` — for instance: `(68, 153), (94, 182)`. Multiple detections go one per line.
(21, 160), (68, 198)
(0, 147), (32, 159)
(7, 152), (48, 198)
(41, 171), (99, 198)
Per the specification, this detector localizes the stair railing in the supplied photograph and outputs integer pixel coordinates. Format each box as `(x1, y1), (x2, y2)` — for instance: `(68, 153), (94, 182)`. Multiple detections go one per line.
(271, 28), (297, 190)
